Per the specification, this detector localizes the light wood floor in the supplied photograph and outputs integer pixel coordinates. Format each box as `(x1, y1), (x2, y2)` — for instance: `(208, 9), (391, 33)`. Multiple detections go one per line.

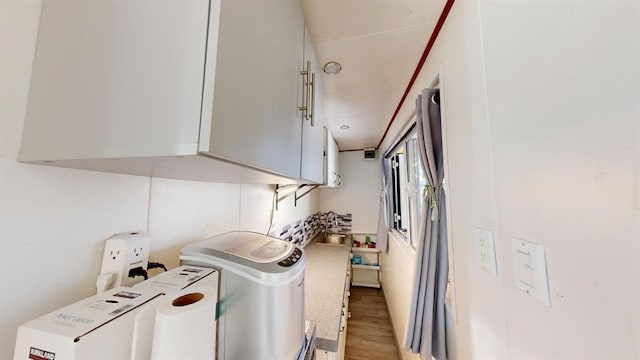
(345, 286), (400, 360)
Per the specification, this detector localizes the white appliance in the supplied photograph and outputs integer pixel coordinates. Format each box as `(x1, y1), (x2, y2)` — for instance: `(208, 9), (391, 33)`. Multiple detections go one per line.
(180, 231), (306, 360)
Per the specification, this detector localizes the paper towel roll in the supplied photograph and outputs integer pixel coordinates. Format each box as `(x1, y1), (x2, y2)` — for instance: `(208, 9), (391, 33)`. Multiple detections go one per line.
(150, 286), (218, 360)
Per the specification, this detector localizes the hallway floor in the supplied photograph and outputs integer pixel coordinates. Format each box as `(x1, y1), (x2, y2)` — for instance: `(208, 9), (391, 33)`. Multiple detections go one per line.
(345, 286), (400, 360)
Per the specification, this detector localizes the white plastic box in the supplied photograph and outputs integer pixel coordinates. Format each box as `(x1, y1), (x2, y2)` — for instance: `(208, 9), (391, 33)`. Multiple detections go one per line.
(14, 287), (162, 360)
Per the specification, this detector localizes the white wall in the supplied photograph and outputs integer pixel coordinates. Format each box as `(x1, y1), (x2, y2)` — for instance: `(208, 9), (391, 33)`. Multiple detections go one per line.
(1, 3), (149, 355)
(380, 233), (420, 360)
(381, 0), (507, 358)
(0, 2), (318, 358)
(381, 0), (640, 359)
(320, 151), (381, 233)
(479, 1), (639, 358)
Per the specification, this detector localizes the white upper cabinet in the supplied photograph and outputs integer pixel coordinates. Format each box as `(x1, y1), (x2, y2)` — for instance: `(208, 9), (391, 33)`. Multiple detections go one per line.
(299, 27), (325, 183)
(19, 0), (322, 184)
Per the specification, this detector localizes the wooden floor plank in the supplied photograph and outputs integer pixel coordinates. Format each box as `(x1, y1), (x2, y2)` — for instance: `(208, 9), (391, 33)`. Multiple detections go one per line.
(345, 286), (400, 360)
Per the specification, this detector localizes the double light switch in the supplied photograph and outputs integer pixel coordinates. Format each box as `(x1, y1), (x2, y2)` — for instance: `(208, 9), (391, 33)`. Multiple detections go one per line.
(511, 237), (551, 306)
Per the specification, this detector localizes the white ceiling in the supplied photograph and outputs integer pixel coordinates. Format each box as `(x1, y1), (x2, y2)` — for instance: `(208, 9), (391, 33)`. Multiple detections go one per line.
(301, 0), (447, 151)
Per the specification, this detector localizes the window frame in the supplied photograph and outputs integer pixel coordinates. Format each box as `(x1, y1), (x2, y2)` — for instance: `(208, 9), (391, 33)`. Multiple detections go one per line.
(386, 125), (425, 249)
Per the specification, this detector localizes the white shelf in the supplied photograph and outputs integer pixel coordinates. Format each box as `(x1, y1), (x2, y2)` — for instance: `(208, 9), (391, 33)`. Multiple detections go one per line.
(351, 247), (379, 253)
(351, 264), (380, 270)
(351, 281), (381, 288)
(351, 238), (381, 288)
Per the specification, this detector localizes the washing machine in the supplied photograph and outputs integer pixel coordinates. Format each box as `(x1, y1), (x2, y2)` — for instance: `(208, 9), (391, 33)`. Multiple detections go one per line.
(180, 231), (306, 360)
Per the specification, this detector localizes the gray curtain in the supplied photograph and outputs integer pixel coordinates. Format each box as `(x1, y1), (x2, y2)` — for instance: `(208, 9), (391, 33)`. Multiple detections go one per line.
(403, 88), (449, 360)
(376, 156), (392, 251)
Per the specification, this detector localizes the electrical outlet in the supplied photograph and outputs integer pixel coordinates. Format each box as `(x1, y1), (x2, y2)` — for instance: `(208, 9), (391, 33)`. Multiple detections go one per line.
(474, 227), (498, 275)
(98, 232), (151, 291)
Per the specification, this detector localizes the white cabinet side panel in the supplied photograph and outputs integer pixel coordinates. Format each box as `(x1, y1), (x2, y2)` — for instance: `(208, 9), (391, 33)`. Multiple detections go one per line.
(325, 129), (339, 187)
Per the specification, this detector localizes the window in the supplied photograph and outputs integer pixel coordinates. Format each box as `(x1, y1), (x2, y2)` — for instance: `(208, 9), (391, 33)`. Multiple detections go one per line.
(390, 147), (408, 237)
(388, 128), (427, 249)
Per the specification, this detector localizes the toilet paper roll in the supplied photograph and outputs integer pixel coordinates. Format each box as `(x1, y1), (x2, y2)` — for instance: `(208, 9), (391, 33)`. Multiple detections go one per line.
(150, 286), (218, 360)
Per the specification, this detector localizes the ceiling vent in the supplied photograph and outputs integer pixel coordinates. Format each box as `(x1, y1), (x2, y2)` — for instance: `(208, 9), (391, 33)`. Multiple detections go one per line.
(364, 148), (376, 160)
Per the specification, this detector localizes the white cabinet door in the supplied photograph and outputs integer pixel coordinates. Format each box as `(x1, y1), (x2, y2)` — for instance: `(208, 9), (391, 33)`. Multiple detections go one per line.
(20, 0), (210, 161)
(299, 26), (324, 183)
(206, 0), (304, 179)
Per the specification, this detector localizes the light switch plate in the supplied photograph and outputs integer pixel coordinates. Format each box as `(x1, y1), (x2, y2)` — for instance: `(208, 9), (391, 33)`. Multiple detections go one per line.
(474, 227), (498, 276)
(511, 237), (551, 306)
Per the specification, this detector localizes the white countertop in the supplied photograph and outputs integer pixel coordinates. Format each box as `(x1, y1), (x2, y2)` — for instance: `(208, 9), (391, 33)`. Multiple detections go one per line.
(303, 234), (351, 352)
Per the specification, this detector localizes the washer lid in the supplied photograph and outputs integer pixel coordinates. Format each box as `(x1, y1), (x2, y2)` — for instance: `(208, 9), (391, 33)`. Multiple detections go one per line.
(186, 231), (293, 263)
(250, 240), (289, 260)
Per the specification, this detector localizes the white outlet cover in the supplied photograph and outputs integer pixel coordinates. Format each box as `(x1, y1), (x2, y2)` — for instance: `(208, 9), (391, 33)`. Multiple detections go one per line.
(511, 237), (551, 306)
(474, 227), (498, 276)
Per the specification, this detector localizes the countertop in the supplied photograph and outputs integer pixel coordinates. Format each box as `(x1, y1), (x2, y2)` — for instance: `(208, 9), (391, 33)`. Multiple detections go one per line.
(303, 233), (351, 352)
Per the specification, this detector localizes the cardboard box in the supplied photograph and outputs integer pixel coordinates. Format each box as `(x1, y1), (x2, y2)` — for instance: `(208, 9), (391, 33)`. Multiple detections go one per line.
(133, 265), (218, 293)
(14, 287), (162, 360)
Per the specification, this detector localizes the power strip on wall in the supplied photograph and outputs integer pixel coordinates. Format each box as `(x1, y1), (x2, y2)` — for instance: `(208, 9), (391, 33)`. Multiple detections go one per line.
(96, 232), (151, 294)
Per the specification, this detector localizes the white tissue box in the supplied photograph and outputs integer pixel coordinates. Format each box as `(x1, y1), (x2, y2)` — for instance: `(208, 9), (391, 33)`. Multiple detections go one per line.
(14, 287), (162, 360)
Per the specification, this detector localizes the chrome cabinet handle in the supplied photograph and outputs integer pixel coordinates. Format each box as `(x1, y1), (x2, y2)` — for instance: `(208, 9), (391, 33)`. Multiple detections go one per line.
(305, 61), (311, 121)
(298, 60), (312, 120)
(310, 73), (315, 126)
(298, 60), (311, 119)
